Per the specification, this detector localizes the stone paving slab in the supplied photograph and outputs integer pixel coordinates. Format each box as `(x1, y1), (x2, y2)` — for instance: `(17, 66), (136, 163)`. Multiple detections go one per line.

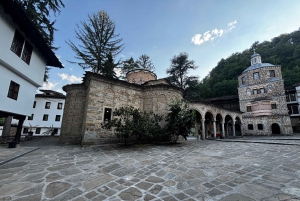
(0, 144), (38, 164)
(1, 137), (300, 200)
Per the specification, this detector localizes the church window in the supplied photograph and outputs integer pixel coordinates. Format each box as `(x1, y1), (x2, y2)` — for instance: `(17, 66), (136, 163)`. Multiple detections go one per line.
(253, 72), (259, 80)
(260, 88), (265, 94)
(269, 70), (275, 77)
(248, 124), (253, 130)
(253, 58), (257, 63)
(271, 103), (277, 109)
(241, 77), (245, 84)
(132, 79), (135, 83)
(139, 78), (142, 85)
(247, 105), (252, 112)
(253, 89), (258, 95)
(104, 108), (112, 121)
(258, 124), (263, 130)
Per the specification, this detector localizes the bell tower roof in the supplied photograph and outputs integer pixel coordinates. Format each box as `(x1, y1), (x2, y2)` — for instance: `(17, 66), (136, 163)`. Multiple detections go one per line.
(250, 50), (262, 65)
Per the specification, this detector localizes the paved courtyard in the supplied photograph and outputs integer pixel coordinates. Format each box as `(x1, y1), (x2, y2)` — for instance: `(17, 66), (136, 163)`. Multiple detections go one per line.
(1, 136), (300, 201)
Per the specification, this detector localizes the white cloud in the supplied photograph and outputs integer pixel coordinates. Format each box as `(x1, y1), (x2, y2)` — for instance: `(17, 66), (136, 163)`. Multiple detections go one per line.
(191, 34), (204, 45)
(191, 20), (237, 46)
(58, 73), (82, 83)
(42, 81), (58, 90)
(114, 68), (122, 77)
(191, 29), (224, 45)
(69, 67), (73, 71)
(153, 45), (157, 49)
(228, 20), (237, 30)
(121, 54), (125, 58)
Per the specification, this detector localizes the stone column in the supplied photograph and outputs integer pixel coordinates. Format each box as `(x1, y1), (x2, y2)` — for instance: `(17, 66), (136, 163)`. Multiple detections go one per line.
(14, 116), (25, 144)
(233, 123), (236, 137)
(213, 121), (217, 139)
(195, 123), (199, 140)
(222, 121), (225, 138)
(202, 120), (205, 140)
(226, 123), (229, 137)
(2, 116), (12, 139)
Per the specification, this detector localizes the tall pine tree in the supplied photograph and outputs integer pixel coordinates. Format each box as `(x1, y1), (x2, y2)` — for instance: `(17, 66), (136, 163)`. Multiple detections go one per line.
(67, 11), (124, 76)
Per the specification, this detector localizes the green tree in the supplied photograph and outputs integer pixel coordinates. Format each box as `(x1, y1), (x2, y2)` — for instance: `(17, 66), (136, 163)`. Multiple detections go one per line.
(136, 54), (155, 71)
(165, 100), (196, 143)
(102, 106), (163, 145)
(17, 0), (64, 48)
(16, 0), (65, 81)
(67, 11), (124, 75)
(166, 52), (198, 89)
(102, 52), (120, 78)
(121, 57), (139, 79)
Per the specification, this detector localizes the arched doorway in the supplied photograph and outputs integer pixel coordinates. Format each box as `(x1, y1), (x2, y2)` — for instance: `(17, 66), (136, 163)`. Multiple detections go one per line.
(190, 110), (202, 139)
(216, 114), (223, 138)
(205, 112), (214, 139)
(235, 117), (242, 136)
(225, 115), (233, 137)
(271, 123), (281, 134)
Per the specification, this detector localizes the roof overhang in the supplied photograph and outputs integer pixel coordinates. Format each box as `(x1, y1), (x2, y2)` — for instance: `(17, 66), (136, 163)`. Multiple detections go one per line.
(0, 0), (63, 68)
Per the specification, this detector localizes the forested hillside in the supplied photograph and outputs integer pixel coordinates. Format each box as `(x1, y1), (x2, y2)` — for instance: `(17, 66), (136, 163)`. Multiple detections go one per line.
(186, 30), (300, 100)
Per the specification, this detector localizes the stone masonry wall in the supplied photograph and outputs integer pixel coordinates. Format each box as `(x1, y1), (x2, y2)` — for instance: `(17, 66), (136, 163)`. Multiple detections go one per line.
(83, 77), (144, 145)
(241, 115), (293, 135)
(238, 66), (281, 86)
(126, 70), (156, 84)
(82, 77), (183, 145)
(60, 84), (86, 144)
(238, 65), (292, 135)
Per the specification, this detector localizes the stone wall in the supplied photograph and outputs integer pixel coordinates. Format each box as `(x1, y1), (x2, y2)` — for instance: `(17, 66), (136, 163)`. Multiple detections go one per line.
(241, 115), (293, 135)
(238, 64), (292, 135)
(83, 76), (144, 145)
(60, 84), (86, 144)
(238, 66), (281, 86)
(126, 70), (157, 84)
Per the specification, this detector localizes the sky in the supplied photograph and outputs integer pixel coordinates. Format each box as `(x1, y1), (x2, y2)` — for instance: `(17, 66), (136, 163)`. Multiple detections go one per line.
(43, 0), (300, 93)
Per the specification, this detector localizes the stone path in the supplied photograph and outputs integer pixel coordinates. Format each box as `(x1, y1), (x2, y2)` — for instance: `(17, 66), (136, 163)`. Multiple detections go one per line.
(1, 136), (300, 200)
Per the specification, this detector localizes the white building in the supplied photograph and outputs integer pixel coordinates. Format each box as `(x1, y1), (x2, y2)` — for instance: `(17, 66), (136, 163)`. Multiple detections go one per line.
(0, 1), (63, 143)
(12, 90), (65, 136)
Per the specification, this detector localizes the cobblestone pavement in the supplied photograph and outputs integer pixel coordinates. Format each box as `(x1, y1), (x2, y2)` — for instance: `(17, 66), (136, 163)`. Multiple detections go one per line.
(1, 137), (300, 201)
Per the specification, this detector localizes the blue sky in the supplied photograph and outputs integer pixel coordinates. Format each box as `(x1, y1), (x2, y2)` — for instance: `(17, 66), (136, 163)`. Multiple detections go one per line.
(43, 0), (300, 93)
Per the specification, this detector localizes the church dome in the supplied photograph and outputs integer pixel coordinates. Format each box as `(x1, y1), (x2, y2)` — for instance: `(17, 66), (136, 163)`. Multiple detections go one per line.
(243, 52), (275, 73)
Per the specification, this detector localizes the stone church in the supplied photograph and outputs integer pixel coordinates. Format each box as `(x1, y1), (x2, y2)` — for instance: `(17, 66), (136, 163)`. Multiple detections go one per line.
(238, 52), (293, 135)
(60, 53), (292, 145)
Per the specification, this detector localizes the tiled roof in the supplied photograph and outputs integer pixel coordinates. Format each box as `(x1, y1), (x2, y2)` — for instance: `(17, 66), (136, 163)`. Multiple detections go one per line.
(243, 63), (275, 73)
(251, 53), (260, 58)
